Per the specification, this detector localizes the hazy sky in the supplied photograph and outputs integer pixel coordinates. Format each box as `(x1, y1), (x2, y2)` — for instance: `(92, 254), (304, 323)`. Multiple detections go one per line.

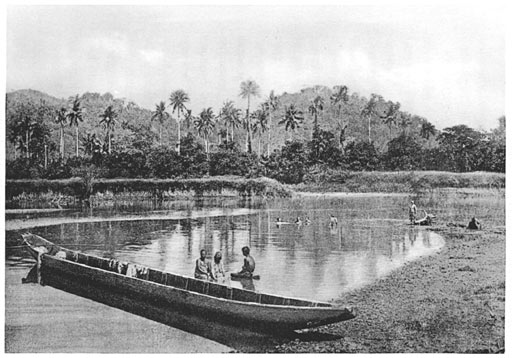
(6, 4), (505, 130)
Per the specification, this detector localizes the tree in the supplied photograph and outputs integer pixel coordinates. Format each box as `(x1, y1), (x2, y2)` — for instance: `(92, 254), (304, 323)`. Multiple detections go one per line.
(309, 95), (324, 135)
(99, 105), (118, 154)
(437, 125), (484, 172)
(194, 108), (216, 157)
(251, 105), (269, 156)
(81, 133), (103, 164)
(384, 134), (422, 170)
(279, 104), (304, 141)
(239, 80), (261, 153)
(169, 89), (190, 154)
(55, 107), (68, 159)
(264, 90), (279, 156)
(380, 101), (401, 136)
(361, 93), (381, 143)
(398, 113), (412, 135)
(330, 85), (349, 143)
(151, 101), (170, 144)
(219, 100), (242, 142)
(420, 120), (436, 140)
(67, 95), (84, 157)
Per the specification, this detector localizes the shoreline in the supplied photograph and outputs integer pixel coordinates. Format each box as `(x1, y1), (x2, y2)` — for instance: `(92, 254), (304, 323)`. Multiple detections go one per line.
(269, 224), (505, 353)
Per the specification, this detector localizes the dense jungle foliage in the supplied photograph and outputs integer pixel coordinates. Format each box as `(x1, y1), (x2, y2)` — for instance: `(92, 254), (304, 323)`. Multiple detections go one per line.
(5, 86), (505, 185)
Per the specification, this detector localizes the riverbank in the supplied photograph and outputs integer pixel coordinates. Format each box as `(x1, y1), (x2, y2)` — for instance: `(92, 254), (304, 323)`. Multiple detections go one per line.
(269, 223), (506, 353)
(295, 170), (505, 193)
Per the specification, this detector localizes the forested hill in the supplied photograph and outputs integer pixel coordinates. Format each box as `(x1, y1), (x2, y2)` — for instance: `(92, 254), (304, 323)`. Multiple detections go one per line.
(6, 86), (467, 157)
(5, 86), (505, 178)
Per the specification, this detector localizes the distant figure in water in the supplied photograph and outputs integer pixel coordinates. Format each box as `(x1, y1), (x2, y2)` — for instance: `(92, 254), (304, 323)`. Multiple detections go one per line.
(304, 216), (311, 225)
(194, 249), (210, 280)
(467, 217), (482, 230)
(237, 246), (255, 278)
(414, 210), (434, 226)
(210, 251), (226, 283)
(409, 200), (417, 224)
(330, 215), (338, 227)
(295, 216), (303, 225)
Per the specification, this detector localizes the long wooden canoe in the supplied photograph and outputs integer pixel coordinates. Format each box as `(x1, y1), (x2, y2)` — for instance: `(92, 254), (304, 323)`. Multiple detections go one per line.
(21, 233), (355, 332)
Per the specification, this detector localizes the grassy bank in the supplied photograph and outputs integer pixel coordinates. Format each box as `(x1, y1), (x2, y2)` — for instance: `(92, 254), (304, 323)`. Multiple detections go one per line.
(296, 170), (505, 193)
(5, 176), (293, 209)
(268, 223), (505, 353)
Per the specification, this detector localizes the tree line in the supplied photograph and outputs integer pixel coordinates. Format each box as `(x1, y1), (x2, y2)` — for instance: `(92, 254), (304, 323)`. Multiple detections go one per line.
(6, 82), (505, 184)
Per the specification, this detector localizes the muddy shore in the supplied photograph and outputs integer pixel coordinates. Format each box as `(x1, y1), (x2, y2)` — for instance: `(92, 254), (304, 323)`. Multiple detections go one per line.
(268, 224), (506, 353)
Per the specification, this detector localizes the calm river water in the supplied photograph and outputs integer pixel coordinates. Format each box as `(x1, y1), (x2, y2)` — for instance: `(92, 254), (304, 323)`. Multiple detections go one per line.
(6, 194), (447, 301)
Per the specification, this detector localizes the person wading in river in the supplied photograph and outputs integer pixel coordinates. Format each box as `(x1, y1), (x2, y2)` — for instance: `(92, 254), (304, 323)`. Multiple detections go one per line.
(409, 200), (417, 224)
(237, 246), (255, 278)
(194, 249), (210, 280)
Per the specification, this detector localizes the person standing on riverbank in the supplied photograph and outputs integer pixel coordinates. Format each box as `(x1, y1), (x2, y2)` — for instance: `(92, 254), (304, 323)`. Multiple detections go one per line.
(194, 249), (210, 280)
(409, 200), (417, 224)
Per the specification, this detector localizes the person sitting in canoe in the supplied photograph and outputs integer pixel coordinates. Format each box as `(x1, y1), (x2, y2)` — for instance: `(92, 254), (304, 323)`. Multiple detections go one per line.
(194, 249), (210, 280)
(209, 251), (226, 283)
(236, 246), (255, 278)
(467, 217), (482, 230)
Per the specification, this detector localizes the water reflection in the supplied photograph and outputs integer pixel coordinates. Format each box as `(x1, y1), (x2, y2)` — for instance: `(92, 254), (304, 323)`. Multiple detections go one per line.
(17, 200), (445, 302)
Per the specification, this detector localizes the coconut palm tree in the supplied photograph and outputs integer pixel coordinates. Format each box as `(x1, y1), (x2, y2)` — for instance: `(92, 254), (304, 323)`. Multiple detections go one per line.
(194, 107), (216, 156)
(361, 93), (381, 143)
(55, 107), (68, 159)
(219, 100), (242, 143)
(151, 101), (170, 144)
(279, 104), (304, 141)
(99, 105), (118, 154)
(398, 113), (412, 135)
(239, 80), (261, 153)
(308, 95), (324, 135)
(380, 101), (401, 137)
(252, 105), (269, 156)
(330, 86), (349, 145)
(264, 90), (279, 156)
(67, 95), (84, 157)
(169, 90), (190, 154)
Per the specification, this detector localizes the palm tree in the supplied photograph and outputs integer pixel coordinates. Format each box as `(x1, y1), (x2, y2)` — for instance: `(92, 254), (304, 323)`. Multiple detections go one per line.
(252, 105), (269, 156)
(361, 93), (381, 143)
(264, 90), (279, 156)
(239, 80), (261, 153)
(194, 107), (216, 156)
(308, 95), (324, 135)
(380, 101), (401, 137)
(219, 100), (242, 142)
(330, 86), (349, 145)
(169, 90), (190, 154)
(55, 107), (68, 159)
(81, 133), (102, 156)
(67, 95), (83, 157)
(420, 121), (436, 140)
(279, 104), (304, 141)
(398, 113), (412, 135)
(99, 105), (118, 154)
(151, 101), (170, 144)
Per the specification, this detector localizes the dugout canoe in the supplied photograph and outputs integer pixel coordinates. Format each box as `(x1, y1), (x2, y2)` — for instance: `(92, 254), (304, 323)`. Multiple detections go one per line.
(21, 233), (355, 332)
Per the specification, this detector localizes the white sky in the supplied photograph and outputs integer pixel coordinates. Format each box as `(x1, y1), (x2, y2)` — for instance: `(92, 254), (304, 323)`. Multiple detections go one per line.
(5, 3), (506, 130)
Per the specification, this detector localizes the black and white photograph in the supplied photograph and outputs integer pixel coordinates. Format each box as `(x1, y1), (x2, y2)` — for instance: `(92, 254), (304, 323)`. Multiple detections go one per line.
(3, 2), (507, 354)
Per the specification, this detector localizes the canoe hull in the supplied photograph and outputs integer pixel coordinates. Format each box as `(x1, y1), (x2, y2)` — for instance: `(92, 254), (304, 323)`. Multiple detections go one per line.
(40, 255), (354, 332)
